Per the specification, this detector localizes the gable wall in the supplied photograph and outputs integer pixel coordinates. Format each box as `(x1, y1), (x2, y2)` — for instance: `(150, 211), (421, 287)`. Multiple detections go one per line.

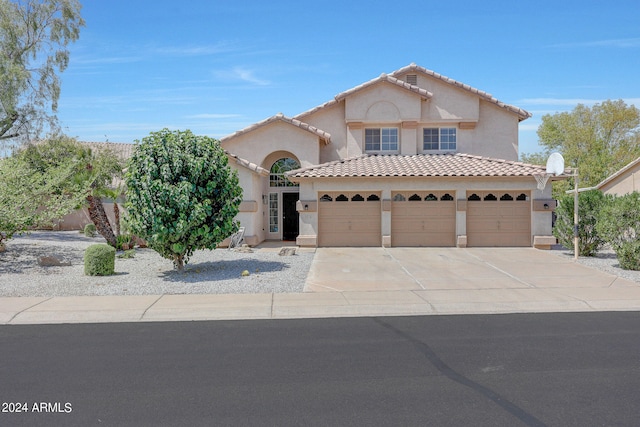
(221, 121), (320, 168)
(600, 163), (640, 195)
(414, 75), (480, 122)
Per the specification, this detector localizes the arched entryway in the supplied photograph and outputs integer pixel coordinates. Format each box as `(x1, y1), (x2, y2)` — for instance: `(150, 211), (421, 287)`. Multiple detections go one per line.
(267, 157), (300, 241)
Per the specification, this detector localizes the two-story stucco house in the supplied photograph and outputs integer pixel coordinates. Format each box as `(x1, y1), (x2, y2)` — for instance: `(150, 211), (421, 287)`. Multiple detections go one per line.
(220, 63), (563, 249)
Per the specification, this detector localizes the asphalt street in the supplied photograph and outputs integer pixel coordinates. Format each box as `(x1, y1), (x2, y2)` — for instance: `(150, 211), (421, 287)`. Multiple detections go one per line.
(1, 312), (640, 426)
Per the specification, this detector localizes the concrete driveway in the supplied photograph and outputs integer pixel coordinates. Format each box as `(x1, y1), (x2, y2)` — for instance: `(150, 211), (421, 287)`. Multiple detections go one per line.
(304, 247), (637, 292)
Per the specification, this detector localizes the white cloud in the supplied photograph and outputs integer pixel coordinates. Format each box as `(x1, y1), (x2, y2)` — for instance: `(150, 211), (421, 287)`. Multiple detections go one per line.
(185, 113), (243, 119)
(214, 67), (271, 86)
(550, 38), (640, 49)
(153, 41), (238, 57)
(517, 98), (602, 106)
(517, 98), (640, 110)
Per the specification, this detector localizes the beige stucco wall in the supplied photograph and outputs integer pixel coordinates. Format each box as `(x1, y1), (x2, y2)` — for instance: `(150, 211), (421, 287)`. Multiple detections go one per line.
(600, 162), (640, 196)
(345, 84), (422, 122)
(221, 121), (321, 169)
(296, 76), (520, 161)
(463, 101), (520, 160)
(53, 202), (122, 231)
(228, 164), (266, 245)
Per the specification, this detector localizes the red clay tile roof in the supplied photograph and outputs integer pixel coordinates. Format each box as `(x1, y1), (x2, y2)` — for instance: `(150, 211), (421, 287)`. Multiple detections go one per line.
(220, 113), (331, 144)
(287, 153), (550, 179)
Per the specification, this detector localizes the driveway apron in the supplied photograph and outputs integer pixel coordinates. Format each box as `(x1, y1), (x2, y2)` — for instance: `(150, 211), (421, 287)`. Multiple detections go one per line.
(304, 247), (637, 292)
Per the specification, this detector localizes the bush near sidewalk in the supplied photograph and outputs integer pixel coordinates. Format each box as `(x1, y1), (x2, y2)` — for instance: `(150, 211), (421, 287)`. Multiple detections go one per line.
(84, 244), (116, 276)
(553, 190), (607, 256)
(596, 192), (640, 270)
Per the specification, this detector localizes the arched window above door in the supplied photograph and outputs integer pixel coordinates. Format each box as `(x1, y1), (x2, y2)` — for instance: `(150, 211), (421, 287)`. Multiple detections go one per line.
(270, 158), (300, 187)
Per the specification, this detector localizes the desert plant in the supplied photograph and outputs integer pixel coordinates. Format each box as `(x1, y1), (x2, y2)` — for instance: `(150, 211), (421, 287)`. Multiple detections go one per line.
(84, 223), (97, 237)
(84, 244), (115, 276)
(117, 249), (135, 259)
(596, 192), (640, 270)
(116, 233), (135, 250)
(553, 190), (607, 256)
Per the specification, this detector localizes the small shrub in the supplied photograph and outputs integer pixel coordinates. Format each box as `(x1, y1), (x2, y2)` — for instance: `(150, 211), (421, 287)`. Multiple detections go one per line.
(553, 190), (607, 256)
(617, 241), (640, 270)
(84, 223), (97, 238)
(84, 244), (115, 276)
(117, 249), (135, 259)
(116, 233), (135, 250)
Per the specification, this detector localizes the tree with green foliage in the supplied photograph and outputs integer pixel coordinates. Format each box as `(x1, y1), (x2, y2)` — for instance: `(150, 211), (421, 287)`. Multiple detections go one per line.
(0, 137), (86, 246)
(0, 0), (84, 148)
(596, 192), (640, 270)
(125, 129), (243, 271)
(0, 136), (122, 248)
(531, 100), (640, 196)
(553, 190), (607, 256)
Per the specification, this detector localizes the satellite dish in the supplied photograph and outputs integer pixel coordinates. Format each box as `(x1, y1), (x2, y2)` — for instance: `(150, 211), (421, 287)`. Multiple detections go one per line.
(546, 152), (565, 176)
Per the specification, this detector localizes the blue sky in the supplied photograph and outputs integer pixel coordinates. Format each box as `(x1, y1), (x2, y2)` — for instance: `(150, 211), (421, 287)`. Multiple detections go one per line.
(56, 0), (640, 156)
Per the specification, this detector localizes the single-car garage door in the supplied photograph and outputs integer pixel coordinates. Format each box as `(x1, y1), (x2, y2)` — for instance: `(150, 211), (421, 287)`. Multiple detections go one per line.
(392, 191), (456, 247)
(467, 191), (531, 247)
(318, 192), (381, 247)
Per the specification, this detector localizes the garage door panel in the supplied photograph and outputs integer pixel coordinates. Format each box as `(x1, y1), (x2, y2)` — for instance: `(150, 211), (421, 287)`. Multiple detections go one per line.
(467, 194), (531, 247)
(391, 195), (455, 247)
(318, 193), (381, 247)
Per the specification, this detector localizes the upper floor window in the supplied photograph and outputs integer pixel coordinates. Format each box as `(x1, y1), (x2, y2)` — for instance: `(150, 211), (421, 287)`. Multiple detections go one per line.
(423, 127), (457, 151)
(365, 127), (398, 152)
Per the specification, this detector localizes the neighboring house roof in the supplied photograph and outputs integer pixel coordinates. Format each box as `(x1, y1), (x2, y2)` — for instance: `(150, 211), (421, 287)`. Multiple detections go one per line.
(391, 63), (532, 121)
(79, 141), (266, 177)
(287, 153), (550, 179)
(596, 156), (640, 190)
(220, 113), (331, 144)
(79, 141), (135, 161)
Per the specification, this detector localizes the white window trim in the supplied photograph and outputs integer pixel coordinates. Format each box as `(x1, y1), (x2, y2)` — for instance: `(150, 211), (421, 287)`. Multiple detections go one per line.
(422, 127), (457, 152)
(364, 127), (400, 154)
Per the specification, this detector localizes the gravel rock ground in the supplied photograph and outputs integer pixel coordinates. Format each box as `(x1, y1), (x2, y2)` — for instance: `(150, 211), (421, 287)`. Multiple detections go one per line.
(0, 231), (313, 297)
(1, 232), (638, 298)
(548, 245), (640, 283)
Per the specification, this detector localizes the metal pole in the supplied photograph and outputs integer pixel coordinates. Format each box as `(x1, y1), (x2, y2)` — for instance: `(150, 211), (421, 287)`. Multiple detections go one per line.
(573, 168), (579, 260)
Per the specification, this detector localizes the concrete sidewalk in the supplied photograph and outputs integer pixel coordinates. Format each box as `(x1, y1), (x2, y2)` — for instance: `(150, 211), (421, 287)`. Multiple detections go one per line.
(2, 247), (640, 325)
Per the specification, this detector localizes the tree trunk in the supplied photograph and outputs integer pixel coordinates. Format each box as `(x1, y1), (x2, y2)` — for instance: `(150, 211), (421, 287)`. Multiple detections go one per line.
(173, 254), (184, 272)
(113, 202), (120, 237)
(87, 194), (117, 247)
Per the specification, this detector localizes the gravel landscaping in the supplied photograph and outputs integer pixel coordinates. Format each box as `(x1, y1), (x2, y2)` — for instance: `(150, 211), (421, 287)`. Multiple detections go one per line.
(1, 231), (638, 298)
(549, 245), (640, 284)
(0, 231), (313, 297)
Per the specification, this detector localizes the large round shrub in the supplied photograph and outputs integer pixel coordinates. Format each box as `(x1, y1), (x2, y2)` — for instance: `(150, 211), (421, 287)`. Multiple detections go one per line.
(125, 129), (242, 271)
(84, 244), (116, 276)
